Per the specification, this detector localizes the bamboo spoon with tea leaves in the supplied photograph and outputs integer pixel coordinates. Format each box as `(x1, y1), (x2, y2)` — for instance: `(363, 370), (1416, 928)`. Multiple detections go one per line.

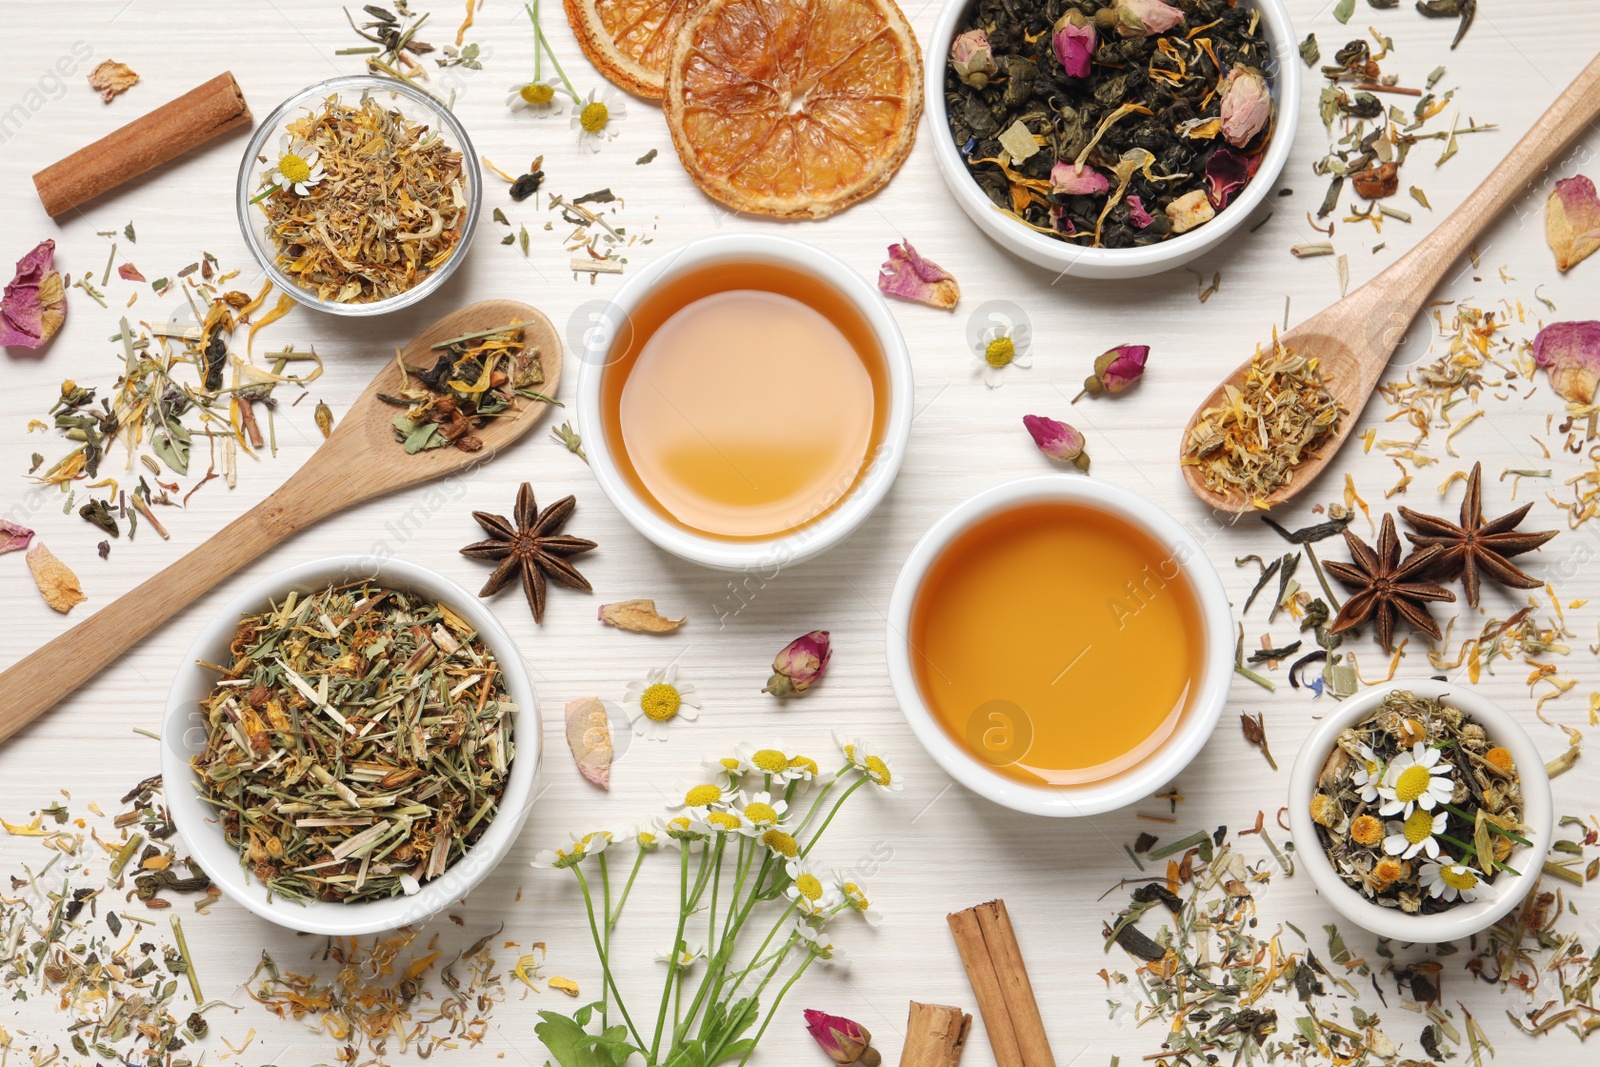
(0, 300), (562, 744)
(1182, 51), (1600, 514)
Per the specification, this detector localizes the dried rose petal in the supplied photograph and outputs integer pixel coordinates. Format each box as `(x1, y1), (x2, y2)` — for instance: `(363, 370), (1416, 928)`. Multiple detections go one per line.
(1052, 10), (1096, 78)
(1546, 175), (1600, 273)
(118, 263), (147, 283)
(598, 598), (685, 633)
(0, 240), (66, 349)
(1023, 414), (1090, 471)
(1050, 161), (1110, 196)
(87, 59), (139, 102)
(1126, 195), (1155, 229)
(1532, 320), (1600, 404)
(1219, 65), (1271, 147)
(1106, 0), (1184, 38)
(764, 630), (832, 698)
(1204, 148), (1250, 210)
(564, 697), (613, 790)
(878, 241), (960, 311)
(0, 519), (35, 555)
(950, 29), (996, 89)
(804, 1010), (880, 1066)
(1079, 344), (1149, 399)
(1166, 189), (1215, 234)
(26, 541), (85, 613)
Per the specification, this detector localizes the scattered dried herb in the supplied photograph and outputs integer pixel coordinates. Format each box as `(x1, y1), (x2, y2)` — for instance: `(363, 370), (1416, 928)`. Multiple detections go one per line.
(598, 599), (685, 633)
(382, 322), (547, 453)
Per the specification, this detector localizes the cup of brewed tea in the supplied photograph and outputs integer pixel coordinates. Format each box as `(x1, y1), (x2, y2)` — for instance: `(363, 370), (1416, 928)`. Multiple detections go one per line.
(575, 234), (914, 570)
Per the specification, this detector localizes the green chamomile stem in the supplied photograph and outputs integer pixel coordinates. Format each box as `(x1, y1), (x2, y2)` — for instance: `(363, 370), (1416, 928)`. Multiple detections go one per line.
(706, 836), (726, 961)
(703, 937), (799, 1066)
(726, 901), (798, 993)
(790, 778), (838, 839)
(526, 0), (542, 81)
(611, 847), (647, 926)
(572, 866), (645, 1051)
(1441, 804), (1534, 846)
(800, 776), (867, 858)
(249, 183), (282, 205)
(599, 851), (613, 1026)
(535, 21), (580, 103)
(734, 953), (815, 1067)
(650, 843), (693, 1062)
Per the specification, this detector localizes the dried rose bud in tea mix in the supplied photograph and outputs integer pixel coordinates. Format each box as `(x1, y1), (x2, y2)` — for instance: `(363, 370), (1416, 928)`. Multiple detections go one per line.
(945, 0), (1275, 247)
(1310, 689), (1527, 915)
(252, 95), (468, 303)
(191, 581), (516, 903)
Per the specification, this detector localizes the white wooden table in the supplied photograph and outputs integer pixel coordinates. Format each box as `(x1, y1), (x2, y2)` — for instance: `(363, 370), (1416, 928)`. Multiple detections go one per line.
(3, 2), (1598, 1064)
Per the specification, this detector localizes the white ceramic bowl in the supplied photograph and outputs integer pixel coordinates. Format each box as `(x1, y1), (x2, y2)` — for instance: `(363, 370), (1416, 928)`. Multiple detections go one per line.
(885, 475), (1234, 816)
(925, 0), (1301, 279)
(1287, 680), (1553, 943)
(161, 556), (540, 935)
(576, 233), (913, 571)
(235, 75), (482, 316)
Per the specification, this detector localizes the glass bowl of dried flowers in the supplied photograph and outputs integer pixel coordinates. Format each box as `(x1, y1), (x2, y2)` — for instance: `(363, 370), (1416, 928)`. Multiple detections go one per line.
(1288, 680), (1552, 943)
(927, 0), (1300, 279)
(160, 555), (540, 935)
(235, 75), (482, 316)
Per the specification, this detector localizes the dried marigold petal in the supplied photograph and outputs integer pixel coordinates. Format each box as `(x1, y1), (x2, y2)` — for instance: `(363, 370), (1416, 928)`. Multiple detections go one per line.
(26, 541), (86, 613)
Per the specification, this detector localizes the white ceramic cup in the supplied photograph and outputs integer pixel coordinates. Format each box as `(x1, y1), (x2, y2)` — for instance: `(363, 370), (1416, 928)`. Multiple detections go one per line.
(885, 474), (1234, 816)
(576, 233), (914, 571)
(924, 0), (1302, 279)
(1287, 679), (1553, 943)
(161, 556), (541, 936)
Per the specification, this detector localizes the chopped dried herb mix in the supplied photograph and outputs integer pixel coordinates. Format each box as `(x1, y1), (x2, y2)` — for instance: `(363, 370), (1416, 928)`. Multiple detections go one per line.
(191, 580), (516, 904)
(1311, 690), (1526, 914)
(382, 322), (548, 453)
(945, 0), (1275, 247)
(253, 94), (467, 304)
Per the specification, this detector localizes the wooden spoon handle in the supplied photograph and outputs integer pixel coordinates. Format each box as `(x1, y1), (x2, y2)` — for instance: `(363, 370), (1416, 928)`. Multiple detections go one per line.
(0, 483), (319, 744)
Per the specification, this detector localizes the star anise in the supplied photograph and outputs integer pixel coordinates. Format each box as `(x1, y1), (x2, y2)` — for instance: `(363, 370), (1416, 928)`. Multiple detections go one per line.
(460, 483), (596, 622)
(1397, 462), (1558, 608)
(1324, 513), (1455, 653)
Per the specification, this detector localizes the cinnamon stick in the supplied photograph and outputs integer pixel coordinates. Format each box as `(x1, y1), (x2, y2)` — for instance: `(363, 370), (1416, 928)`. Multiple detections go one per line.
(900, 1001), (971, 1067)
(947, 900), (1056, 1067)
(33, 73), (251, 218)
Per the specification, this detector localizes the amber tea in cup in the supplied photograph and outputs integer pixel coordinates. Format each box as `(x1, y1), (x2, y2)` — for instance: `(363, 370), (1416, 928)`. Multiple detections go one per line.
(598, 261), (890, 540)
(908, 501), (1205, 787)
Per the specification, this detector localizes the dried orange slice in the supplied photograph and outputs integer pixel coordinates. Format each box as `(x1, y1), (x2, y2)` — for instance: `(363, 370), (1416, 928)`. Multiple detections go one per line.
(663, 0), (922, 219)
(564, 0), (700, 99)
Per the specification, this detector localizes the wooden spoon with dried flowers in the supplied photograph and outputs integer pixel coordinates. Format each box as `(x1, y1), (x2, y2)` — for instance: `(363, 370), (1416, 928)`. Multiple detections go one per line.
(0, 300), (562, 746)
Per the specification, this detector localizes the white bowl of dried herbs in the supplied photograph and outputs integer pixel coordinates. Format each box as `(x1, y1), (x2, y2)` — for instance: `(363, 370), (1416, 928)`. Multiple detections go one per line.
(161, 556), (539, 935)
(1288, 680), (1552, 943)
(928, 0), (1300, 279)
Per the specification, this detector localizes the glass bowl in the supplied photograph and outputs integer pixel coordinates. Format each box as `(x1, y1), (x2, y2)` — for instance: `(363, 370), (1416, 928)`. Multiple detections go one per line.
(235, 75), (482, 317)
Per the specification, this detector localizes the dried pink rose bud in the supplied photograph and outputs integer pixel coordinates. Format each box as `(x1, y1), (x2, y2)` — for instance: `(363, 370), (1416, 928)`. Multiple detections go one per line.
(878, 241), (960, 310)
(804, 1010), (881, 1066)
(1097, 0), (1184, 38)
(1049, 161), (1110, 196)
(1204, 146), (1251, 209)
(1546, 175), (1600, 273)
(1126, 195), (1155, 229)
(0, 520), (35, 556)
(1220, 65), (1272, 147)
(0, 240), (66, 349)
(1023, 414), (1090, 472)
(1532, 320), (1600, 405)
(763, 630), (832, 698)
(950, 29), (997, 89)
(1076, 344), (1148, 400)
(1052, 9), (1097, 78)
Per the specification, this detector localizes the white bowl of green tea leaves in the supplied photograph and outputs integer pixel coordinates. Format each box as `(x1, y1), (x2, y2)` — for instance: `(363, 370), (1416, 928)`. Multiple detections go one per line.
(161, 556), (539, 935)
(1288, 681), (1552, 943)
(928, 0), (1300, 279)
(236, 75), (481, 315)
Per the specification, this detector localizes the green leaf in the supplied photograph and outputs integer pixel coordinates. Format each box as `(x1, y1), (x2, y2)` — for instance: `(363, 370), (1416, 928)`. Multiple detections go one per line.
(152, 419), (191, 475)
(1333, 0), (1354, 23)
(535, 1007), (637, 1067)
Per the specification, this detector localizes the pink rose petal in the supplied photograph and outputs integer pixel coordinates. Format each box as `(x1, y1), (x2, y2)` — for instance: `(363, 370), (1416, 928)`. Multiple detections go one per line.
(1127, 195), (1155, 229)
(0, 240), (66, 349)
(1205, 147), (1251, 210)
(878, 241), (960, 310)
(118, 263), (147, 283)
(1532, 320), (1600, 404)
(1546, 175), (1600, 273)
(0, 519), (35, 555)
(1050, 161), (1110, 196)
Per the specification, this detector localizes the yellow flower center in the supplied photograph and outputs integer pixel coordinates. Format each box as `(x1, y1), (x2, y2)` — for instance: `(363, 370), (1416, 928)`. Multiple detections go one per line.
(744, 802), (778, 825)
(668, 816), (692, 832)
(719, 757), (741, 772)
(1403, 809), (1435, 845)
(1372, 858), (1403, 884)
(843, 882), (869, 908)
(638, 831), (658, 847)
(641, 682), (682, 721)
(865, 755), (891, 785)
(520, 82), (555, 104)
(752, 749), (789, 773)
(278, 152), (312, 185)
(1394, 764), (1433, 804)
(985, 336), (1016, 368)
(1440, 865), (1479, 891)
(706, 812), (741, 832)
(580, 101), (610, 133)
(795, 873), (823, 901)
(788, 756), (818, 775)
(685, 784), (722, 808)
(762, 830), (798, 858)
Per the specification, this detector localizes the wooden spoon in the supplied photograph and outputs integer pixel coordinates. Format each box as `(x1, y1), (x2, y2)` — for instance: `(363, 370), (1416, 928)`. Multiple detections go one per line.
(0, 299), (561, 744)
(1182, 52), (1600, 514)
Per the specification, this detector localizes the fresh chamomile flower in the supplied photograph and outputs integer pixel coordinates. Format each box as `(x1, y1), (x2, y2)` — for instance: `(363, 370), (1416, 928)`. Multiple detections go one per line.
(792, 919), (848, 965)
(701, 755), (745, 784)
(833, 732), (904, 793)
(659, 814), (708, 849)
(1421, 857), (1491, 903)
(625, 665), (700, 740)
(758, 828), (800, 860)
(785, 861), (842, 919)
(735, 742), (809, 783)
(974, 322), (1032, 388)
(531, 828), (612, 869)
(832, 873), (883, 926)
(572, 86), (626, 151)
(634, 822), (663, 851)
(655, 941), (705, 969)
(699, 810), (744, 836)
(1377, 742), (1454, 818)
(785, 754), (820, 782)
(507, 81), (565, 116)
(1350, 743), (1387, 803)
(266, 135), (325, 196)
(734, 791), (789, 835)
(1383, 808), (1446, 860)
(671, 777), (733, 814)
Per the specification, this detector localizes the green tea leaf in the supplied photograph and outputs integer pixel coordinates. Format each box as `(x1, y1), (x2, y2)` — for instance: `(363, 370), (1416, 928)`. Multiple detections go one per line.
(152, 420), (191, 475)
(1333, 0), (1355, 22)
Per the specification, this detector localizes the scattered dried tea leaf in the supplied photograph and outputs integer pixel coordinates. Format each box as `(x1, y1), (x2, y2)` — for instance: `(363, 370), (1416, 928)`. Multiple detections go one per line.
(1545, 175), (1600, 273)
(88, 59), (139, 102)
(564, 697), (613, 790)
(1351, 162), (1399, 200)
(117, 263), (146, 283)
(1531, 321), (1600, 405)
(599, 599), (685, 633)
(0, 240), (66, 348)
(877, 241), (960, 310)
(26, 541), (85, 613)
(0, 519), (34, 555)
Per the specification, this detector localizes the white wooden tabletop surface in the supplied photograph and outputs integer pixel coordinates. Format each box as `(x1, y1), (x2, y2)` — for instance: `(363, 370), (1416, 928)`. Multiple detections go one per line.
(3, 2), (1599, 1065)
